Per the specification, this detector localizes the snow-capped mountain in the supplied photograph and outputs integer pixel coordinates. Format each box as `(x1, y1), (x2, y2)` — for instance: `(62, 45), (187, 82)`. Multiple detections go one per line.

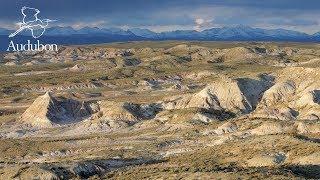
(1, 25), (320, 51)
(45, 26), (82, 36)
(129, 28), (158, 39)
(200, 25), (310, 41)
(2, 26), (316, 41)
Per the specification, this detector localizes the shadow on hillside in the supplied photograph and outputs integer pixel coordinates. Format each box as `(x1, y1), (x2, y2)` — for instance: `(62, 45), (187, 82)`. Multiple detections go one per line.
(43, 157), (166, 179)
(313, 90), (320, 104)
(294, 134), (320, 143)
(283, 165), (320, 179)
(236, 74), (275, 110)
(123, 102), (163, 120)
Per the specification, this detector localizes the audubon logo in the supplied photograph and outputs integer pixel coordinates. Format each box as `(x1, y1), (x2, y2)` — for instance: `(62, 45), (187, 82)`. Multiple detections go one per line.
(7, 6), (58, 52)
(7, 40), (58, 52)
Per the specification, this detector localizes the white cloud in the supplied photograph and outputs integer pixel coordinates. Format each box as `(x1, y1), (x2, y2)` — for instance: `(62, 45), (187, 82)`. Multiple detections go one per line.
(0, 21), (17, 30)
(194, 18), (214, 31)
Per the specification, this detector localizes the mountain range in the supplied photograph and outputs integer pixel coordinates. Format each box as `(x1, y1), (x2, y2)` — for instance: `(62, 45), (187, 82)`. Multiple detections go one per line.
(1, 25), (320, 51)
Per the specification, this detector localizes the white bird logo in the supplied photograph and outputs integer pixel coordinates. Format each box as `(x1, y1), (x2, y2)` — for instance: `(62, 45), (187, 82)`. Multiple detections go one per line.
(9, 7), (56, 38)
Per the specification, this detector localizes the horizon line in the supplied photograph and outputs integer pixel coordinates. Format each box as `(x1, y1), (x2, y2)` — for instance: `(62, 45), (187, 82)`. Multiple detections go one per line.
(1, 25), (319, 35)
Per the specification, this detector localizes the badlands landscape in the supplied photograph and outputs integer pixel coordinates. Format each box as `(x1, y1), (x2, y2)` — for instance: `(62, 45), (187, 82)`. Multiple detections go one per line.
(0, 41), (320, 179)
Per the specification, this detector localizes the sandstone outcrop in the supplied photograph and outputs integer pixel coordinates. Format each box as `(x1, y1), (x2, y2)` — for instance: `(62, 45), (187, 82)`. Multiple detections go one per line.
(21, 92), (97, 127)
(163, 76), (252, 117)
(252, 67), (320, 121)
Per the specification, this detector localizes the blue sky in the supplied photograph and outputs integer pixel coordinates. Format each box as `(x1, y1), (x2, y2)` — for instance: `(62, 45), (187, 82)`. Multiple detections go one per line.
(0, 0), (320, 33)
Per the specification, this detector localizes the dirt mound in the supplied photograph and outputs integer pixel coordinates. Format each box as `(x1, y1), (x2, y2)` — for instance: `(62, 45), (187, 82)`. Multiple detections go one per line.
(252, 67), (320, 121)
(221, 47), (257, 62)
(13, 165), (61, 180)
(184, 71), (216, 80)
(190, 49), (222, 62)
(82, 101), (162, 130)
(165, 44), (201, 55)
(291, 152), (320, 165)
(249, 121), (294, 135)
(21, 92), (97, 128)
(163, 76), (252, 116)
(204, 121), (238, 135)
(295, 121), (320, 134)
(99, 101), (161, 121)
(191, 113), (218, 124)
(246, 152), (287, 167)
(68, 64), (85, 72)
(4, 61), (17, 66)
